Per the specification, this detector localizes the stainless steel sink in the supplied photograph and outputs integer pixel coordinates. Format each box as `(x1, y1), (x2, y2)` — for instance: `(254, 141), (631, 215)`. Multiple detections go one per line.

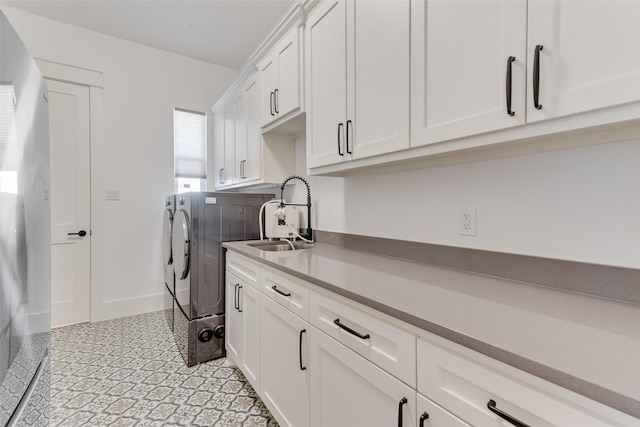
(248, 241), (313, 251)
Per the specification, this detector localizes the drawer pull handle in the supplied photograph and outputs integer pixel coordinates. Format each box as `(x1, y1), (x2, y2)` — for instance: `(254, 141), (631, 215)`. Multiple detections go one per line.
(346, 119), (353, 154)
(419, 412), (430, 427)
(487, 399), (530, 427)
(270, 91), (275, 116)
(533, 44), (543, 110)
(398, 397), (407, 427)
(334, 318), (370, 340)
(234, 284), (239, 310)
(299, 329), (307, 371)
(506, 56), (515, 116)
(237, 285), (243, 313)
(272, 285), (291, 297)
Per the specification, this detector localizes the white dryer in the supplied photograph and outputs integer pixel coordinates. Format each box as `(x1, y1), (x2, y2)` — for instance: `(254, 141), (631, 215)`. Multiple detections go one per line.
(171, 191), (273, 366)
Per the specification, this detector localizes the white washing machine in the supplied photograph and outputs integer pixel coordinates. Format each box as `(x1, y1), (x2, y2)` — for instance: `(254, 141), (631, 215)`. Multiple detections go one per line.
(162, 195), (175, 332)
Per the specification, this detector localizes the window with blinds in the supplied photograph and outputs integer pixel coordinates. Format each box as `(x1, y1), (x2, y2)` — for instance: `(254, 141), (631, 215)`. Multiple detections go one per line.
(174, 108), (206, 193)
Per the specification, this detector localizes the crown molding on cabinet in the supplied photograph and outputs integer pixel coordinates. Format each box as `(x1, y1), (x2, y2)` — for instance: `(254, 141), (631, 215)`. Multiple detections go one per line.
(212, 1), (306, 111)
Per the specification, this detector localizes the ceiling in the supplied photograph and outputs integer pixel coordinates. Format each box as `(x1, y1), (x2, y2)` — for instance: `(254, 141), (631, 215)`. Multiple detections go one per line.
(1, 0), (296, 69)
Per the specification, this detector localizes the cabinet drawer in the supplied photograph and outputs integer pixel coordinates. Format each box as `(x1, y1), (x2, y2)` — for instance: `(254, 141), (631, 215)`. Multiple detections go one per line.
(309, 327), (415, 427)
(417, 393), (470, 427)
(262, 268), (309, 321)
(226, 252), (261, 289)
(310, 290), (416, 387)
(417, 338), (630, 427)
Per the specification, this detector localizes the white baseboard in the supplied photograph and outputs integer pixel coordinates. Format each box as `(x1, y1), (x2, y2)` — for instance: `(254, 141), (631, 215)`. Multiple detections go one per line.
(102, 291), (172, 321)
(26, 312), (51, 335)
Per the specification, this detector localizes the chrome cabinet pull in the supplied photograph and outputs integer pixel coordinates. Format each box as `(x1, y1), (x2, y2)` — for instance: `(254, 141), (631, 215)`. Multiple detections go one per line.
(334, 318), (370, 340)
(533, 45), (543, 110)
(506, 56), (515, 116)
(487, 399), (530, 427)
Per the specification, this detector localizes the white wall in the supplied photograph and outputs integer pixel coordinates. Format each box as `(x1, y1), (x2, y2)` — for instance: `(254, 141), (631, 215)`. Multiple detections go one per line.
(1, 6), (237, 320)
(4, 6), (638, 324)
(292, 135), (640, 269)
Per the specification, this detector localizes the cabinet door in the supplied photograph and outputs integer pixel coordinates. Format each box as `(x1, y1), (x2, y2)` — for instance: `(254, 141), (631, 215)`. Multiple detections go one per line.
(240, 283), (261, 392)
(242, 76), (262, 183)
(213, 109), (226, 188)
(416, 394), (471, 427)
(222, 102), (235, 186)
(411, 0), (526, 147)
(225, 273), (242, 362)
(261, 296), (309, 427)
(233, 90), (246, 184)
(309, 327), (415, 427)
(260, 55), (278, 126)
(306, 0), (348, 168)
(349, 0), (410, 159)
(527, 0), (640, 123)
(275, 29), (301, 120)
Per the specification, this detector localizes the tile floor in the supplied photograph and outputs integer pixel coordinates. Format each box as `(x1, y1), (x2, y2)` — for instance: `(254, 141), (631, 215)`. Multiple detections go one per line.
(50, 310), (278, 427)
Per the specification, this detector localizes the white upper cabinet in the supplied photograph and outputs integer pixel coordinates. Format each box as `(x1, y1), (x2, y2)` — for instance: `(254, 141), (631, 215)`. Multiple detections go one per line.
(212, 72), (294, 190)
(306, 0), (347, 168)
(527, 0), (640, 123)
(259, 28), (302, 127)
(306, 0), (410, 169)
(412, 0), (640, 149)
(213, 108), (227, 188)
(232, 89), (247, 183)
(411, 0), (527, 147)
(236, 76), (262, 183)
(215, 102), (235, 185)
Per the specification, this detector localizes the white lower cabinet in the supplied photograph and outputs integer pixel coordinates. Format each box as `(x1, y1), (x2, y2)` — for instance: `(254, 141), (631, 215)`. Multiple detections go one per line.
(225, 272), (261, 392)
(260, 296), (309, 427)
(309, 326), (415, 427)
(226, 253), (637, 427)
(417, 337), (636, 427)
(416, 394), (470, 427)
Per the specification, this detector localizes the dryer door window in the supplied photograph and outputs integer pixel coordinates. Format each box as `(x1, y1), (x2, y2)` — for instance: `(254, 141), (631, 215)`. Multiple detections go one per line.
(162, 208), (174, 266)
(172, 209), (191, 280)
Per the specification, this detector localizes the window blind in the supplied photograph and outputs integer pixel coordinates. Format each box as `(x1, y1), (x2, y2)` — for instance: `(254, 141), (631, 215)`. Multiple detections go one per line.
(174, 108), (206, 179)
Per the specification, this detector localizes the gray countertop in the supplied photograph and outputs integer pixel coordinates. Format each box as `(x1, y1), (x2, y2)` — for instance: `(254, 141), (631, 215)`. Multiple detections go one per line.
(223, 240), (640, 419)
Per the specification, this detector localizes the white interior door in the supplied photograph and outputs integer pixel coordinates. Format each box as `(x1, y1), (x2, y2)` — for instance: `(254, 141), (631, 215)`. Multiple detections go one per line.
(47, 79), (91, 328)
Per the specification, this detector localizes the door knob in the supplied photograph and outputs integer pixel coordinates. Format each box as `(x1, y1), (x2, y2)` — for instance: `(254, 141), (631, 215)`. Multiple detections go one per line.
(68, 230), (87, 237)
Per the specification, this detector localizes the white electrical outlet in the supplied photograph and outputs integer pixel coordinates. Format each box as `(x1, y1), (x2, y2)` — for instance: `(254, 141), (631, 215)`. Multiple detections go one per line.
(105, 188), (120, 201)
(459, 208), (476, 236)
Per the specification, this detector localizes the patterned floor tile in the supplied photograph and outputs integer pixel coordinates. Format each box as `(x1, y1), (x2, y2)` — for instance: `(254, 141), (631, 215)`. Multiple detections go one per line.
(51, 310), (278, 426)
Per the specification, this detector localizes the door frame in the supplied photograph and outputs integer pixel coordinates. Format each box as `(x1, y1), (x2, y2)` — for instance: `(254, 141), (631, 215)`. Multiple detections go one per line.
(37, 58), (105, 323)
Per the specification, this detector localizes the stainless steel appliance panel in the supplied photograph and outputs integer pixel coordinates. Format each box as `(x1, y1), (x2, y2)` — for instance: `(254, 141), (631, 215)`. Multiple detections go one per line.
(0, 11), (51, 426)
(171, 192), (272, 366)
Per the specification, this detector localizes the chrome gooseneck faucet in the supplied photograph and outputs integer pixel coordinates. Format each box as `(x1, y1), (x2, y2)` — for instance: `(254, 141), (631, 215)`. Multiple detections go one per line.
(279, 175), (313, 242)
